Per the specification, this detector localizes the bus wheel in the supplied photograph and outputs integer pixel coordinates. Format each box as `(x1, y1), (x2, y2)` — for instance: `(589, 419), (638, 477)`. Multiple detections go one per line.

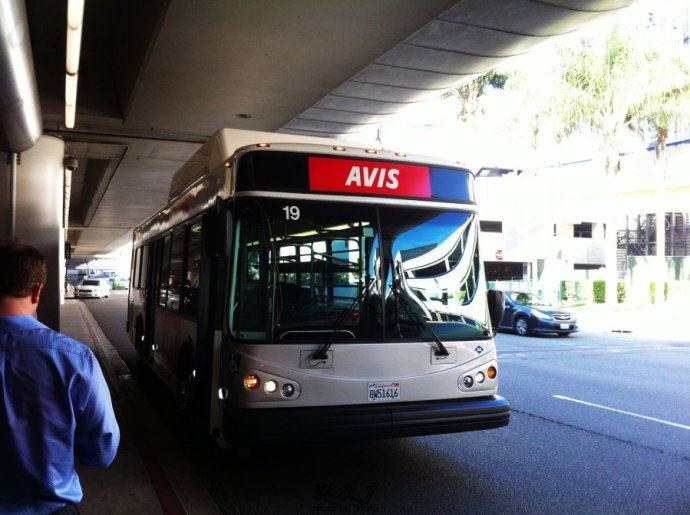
(177, 355), (196, 419)
(514, 317), (529, 336)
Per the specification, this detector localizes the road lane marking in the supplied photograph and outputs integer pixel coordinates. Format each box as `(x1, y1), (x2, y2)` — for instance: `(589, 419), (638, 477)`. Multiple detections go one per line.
(553, 395), (690, 431)
(497, 353), (527, 359)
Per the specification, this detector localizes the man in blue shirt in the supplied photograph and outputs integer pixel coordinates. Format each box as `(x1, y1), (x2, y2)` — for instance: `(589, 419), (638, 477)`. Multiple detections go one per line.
(0, 243), (120, 514)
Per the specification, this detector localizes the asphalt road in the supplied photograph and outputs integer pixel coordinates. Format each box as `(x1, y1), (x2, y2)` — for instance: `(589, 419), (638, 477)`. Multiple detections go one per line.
(84, 292), (690, 514)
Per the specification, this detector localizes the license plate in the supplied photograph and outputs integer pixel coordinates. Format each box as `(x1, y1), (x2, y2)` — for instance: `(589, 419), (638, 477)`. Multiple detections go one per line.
(367, 381), (401, 402)
(560, 323), (570, 329)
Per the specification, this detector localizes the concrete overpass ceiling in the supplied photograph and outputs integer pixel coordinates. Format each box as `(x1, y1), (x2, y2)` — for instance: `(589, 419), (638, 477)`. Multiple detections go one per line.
(284, 0), (636, 136)
(12, 0), (636, 259)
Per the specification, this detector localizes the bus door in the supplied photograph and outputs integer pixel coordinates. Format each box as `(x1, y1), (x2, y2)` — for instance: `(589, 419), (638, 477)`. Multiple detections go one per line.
(190, 205), (232, 428)
(154, 229), (187, 383)
(142, 237), (164, 364)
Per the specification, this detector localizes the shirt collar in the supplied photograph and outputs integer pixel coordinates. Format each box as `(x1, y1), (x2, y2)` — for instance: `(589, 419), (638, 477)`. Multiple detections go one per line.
(0, 314), (48, 333)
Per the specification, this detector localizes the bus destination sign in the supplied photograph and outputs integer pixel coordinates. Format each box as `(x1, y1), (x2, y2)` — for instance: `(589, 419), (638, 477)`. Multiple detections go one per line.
(309, 157), (431, 198)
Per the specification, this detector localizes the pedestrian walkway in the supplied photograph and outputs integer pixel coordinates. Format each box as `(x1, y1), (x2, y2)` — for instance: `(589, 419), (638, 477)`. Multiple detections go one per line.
(570, 299), (689, 341)
(60, 300), (221, 515)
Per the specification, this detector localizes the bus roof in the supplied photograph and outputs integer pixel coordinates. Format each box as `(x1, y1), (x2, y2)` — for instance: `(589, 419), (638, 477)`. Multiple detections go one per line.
(169, 129), (347, 199)
(168, 128), (463, 200)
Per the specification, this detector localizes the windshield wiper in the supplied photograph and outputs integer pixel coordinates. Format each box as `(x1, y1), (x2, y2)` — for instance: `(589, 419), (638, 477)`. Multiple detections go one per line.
(391, 264), (449, 357)
(311, 277), (375, 360)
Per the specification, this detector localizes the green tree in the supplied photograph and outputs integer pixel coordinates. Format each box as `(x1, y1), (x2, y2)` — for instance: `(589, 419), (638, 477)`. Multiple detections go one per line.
(547, 18), (689, 303)
(556, 25), (652, 175)
(555, 19), (690, 170)
(632, 46), (690, 161)
(442, 70), (510, 165)
(443, 71), (508, 124)
(498, 48), (571, 166)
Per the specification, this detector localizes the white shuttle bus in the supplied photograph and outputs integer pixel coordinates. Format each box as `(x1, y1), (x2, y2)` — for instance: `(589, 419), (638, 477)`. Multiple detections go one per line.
(128, 128), (509, 447)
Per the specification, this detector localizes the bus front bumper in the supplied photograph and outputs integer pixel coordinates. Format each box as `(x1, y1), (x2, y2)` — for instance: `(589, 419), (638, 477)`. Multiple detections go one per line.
(223, 395), (510, 445)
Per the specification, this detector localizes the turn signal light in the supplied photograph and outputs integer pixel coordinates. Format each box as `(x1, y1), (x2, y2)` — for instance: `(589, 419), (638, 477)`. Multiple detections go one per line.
(487, 366), (497, 380)
(243, 374), (260, 389)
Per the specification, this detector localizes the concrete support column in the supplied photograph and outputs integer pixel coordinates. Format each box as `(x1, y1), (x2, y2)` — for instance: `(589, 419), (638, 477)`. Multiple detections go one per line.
(1, 136), (65, 330)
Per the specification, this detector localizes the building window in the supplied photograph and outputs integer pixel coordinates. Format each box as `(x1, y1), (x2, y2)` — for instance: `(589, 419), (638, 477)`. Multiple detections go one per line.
(480, 220), (503, 233)
(574, 222), (593, 238)
(574, 264), (602, 270)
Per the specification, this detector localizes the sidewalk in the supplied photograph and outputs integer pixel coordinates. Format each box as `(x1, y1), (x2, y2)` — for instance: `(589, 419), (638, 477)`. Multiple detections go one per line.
(60, 300), (221, 515)
(569, 299), (689, 341)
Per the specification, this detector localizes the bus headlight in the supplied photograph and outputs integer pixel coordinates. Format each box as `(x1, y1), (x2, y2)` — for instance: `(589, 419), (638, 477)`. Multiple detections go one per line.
(242, 372), (300, 399)
(459, 364), (498, 390)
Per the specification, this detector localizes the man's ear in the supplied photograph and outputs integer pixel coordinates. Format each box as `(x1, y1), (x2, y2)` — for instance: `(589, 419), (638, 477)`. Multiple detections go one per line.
(31, 284), (43, 305)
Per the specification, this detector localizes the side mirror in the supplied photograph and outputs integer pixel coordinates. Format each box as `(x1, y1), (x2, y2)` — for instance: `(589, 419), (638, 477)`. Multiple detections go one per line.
(203, 199), (233, 257)
(487, 289), (505, 334)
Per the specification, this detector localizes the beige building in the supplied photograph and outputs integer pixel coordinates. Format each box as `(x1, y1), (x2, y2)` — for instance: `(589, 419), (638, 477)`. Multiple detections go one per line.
(476, 141), (690, 303)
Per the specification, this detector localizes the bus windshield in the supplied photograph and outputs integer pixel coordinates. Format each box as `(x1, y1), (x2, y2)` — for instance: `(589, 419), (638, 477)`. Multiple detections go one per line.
(230, 198), (488, 342)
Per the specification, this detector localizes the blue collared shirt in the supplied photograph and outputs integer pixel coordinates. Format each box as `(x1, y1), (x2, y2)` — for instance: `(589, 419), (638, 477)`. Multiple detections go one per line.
(0, 315), (120, 514)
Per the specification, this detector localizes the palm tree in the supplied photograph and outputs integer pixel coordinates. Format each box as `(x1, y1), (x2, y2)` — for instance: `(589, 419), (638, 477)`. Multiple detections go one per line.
(557, 25), (652, 176)
(633, 47), (690, 161)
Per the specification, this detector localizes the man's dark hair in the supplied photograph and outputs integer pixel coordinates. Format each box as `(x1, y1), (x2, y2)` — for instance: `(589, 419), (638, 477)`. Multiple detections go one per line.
(0, 242), (47, 297)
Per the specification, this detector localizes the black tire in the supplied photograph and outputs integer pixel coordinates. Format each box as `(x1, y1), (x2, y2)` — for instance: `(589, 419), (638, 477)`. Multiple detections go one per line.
(514, 317), (530, 336)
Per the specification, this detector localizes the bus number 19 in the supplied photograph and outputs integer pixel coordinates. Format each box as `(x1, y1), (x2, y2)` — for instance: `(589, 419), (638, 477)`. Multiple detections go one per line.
(283, 205), (301, 220)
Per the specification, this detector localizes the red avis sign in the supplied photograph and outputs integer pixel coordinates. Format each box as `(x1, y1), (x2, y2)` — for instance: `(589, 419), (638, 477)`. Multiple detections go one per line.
(308, 157), (431, 198)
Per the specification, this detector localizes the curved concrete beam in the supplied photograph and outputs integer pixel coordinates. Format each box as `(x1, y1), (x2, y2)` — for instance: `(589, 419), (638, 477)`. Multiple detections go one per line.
(0, 0), (42, 152)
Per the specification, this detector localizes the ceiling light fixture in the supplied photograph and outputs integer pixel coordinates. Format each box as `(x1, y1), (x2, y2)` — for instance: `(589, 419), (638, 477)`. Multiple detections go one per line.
(65, 0), (84, 128)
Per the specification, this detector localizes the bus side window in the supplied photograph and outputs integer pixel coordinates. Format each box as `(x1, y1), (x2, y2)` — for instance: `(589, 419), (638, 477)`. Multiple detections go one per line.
(158, 235), (172, 307)
(182, 221), (202, 317)
(167, 228), (185, 311)
(131, 247), (140, 288)
(239, 249), (262, 330)
(139, 244), (149, 288)
(238, 226), (265, 334)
